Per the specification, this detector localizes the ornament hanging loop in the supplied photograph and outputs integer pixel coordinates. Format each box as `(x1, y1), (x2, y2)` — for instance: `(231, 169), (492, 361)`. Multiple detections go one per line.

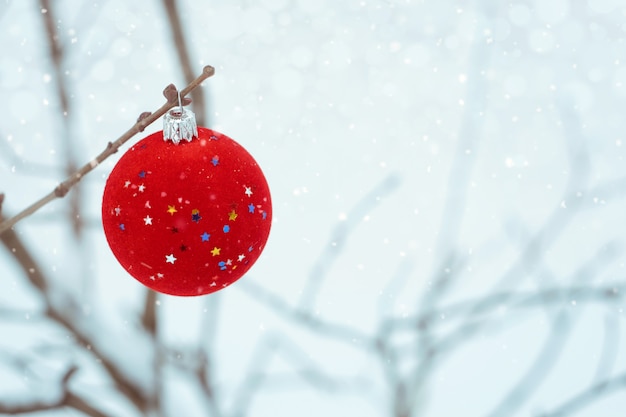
(163, 88), (198, 145)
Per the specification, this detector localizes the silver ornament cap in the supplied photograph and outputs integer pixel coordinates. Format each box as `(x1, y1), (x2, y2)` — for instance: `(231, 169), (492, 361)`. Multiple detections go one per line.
(163, 107), (198, 144)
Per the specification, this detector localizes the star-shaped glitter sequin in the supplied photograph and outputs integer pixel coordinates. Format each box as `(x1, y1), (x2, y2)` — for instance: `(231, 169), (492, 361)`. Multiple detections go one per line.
(192, 209), (202, 223)
(114, 207), (121, 216)
(166, 254), (177, 264)
(138, 184), (146, 192)
(228, 210), (238, 221)
(167, 205), (177, 215)
(138, 170), (146, 178)
(238, 254), (245, 262)
(143, 215), (153, 225)
(124, 180), (131, 188)
(211, 247), (221, 256)
(248, 204), (255, 213)
(201, 232), (210, 242)
(211, 156), (219, 166)
(244, 186), (253, 197)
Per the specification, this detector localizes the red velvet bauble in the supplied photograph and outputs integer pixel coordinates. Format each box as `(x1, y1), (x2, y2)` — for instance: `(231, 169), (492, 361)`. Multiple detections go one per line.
(102, 127), (272, 296)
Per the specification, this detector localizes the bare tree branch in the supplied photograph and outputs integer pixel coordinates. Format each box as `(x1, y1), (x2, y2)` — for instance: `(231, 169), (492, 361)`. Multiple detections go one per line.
(0, 210), (148, 412)
(0, 366), (112, 417)
(231, 332), (372, 417)
(541, 372), (626, 417)
(298, 174), (402, 310)
(0, 65), (215, 235)
(486, 312), (572, 417)
(593, 313), (621, 382)
(241, 280), (376, 348)
(141, 290), (158, 337)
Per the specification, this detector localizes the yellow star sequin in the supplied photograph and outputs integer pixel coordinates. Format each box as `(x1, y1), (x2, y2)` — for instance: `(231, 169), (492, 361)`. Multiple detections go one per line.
(167, 205), (177, 215)
(211, 247), (221, 256)
(228, 210), (238, 221)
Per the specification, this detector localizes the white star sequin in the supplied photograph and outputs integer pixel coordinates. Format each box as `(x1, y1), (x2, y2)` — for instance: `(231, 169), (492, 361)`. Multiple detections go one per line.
(124, 180), (131, 188)
(144, 215), (153, 225)
(165, 254), (177, 264)
(138, 184), (146, 192)
(238, 254), (245, 262)
(244, 186), (253, 197)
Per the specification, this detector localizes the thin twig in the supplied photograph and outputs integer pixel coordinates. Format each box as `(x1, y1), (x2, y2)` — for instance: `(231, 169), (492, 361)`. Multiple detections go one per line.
(0, 65), (215, 235)
(240, 280), (376, 348)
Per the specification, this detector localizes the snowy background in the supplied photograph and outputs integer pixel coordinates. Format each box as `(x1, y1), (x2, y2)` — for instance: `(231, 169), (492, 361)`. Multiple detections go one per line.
(1, 0), (626, 416)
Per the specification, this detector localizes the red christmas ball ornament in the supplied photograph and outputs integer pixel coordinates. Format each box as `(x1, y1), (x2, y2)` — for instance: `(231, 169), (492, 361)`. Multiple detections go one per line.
(102, 107), (272, 296)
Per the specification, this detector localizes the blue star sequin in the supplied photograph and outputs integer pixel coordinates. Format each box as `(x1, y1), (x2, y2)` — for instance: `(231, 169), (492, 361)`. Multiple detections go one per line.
(248, 204), (255, 213)
(262, 212), (267, 220)
(192, 213), (202, 223)
(119, 223), (125, 231)
(223, 225), (230, 233)
(218, 261), (227, 270)
(138, 170), (146, 178)
(201, 232), (210, 242)
(211, 156), (219, 166)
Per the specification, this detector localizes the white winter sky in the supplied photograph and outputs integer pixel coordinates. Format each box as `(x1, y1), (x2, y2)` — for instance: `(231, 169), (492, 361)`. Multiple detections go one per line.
(1, 1), (626, 416)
